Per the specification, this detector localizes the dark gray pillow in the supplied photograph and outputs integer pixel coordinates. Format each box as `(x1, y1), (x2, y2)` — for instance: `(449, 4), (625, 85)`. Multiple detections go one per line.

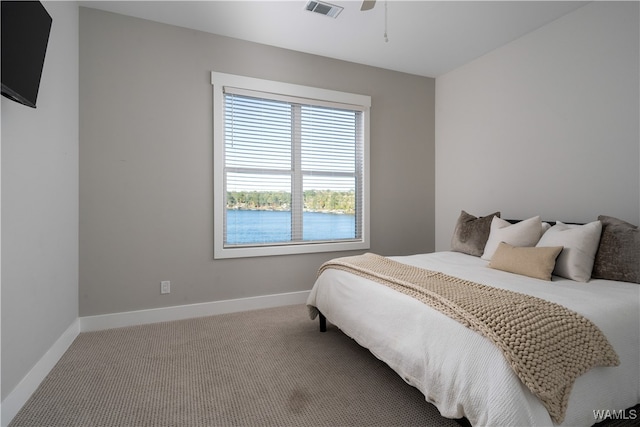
(451, 210), (501, 257)
(592, 215), (639, 284)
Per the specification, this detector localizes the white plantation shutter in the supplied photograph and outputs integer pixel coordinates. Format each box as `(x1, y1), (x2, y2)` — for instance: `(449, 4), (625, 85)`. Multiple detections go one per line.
(212, 72), (370, 259)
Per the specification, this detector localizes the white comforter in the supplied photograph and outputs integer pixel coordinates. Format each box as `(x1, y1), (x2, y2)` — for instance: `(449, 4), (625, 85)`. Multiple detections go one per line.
(306, 251), (640, 426)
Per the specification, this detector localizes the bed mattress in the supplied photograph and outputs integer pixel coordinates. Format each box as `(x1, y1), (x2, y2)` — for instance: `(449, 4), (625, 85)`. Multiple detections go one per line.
(306, 251), (640, 426)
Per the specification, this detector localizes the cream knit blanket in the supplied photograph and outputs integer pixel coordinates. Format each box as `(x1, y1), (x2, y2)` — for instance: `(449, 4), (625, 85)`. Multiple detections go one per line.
(317, 253), (620, 423)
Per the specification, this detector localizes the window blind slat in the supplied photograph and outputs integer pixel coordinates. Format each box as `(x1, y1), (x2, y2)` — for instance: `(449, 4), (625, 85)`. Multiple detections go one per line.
(223, 91), (364, 247)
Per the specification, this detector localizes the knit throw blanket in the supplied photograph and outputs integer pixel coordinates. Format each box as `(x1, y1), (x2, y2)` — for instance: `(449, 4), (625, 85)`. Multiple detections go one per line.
(317, 253), (620, 423)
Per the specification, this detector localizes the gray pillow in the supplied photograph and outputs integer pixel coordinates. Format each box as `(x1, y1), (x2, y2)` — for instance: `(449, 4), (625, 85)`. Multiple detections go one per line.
(451, 210), (500, 257)
(592, 215), (639, 284)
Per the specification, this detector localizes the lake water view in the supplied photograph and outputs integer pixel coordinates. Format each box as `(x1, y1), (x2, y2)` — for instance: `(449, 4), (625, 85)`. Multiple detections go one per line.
(226, 209), (356, 244)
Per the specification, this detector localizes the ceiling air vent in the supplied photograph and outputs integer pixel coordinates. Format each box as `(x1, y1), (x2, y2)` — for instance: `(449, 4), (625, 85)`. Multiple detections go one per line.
(305, 1), (343, 18)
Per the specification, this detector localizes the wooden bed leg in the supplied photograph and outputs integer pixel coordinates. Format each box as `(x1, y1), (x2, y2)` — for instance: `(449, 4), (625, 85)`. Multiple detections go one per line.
(319, 312), (327, 332)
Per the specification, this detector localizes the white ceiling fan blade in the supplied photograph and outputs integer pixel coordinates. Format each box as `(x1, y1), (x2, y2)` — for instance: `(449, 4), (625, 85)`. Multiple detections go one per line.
(360, 0), (376, 11)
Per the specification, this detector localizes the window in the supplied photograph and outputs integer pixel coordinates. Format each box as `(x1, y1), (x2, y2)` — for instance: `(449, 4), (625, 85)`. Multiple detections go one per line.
(212, 72), (370, 259)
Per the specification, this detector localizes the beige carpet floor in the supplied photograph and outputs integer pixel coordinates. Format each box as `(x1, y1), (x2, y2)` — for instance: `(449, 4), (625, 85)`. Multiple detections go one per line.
(10, 304), (461, 427)
(9, 304), (638, 427)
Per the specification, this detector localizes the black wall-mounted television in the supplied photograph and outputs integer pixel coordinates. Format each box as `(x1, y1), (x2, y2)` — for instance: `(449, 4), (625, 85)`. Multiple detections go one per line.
(1, 1), (53, 108)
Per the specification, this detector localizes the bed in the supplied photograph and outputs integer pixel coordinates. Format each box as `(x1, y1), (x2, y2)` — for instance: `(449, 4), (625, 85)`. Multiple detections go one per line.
(306, 213), (640, 426)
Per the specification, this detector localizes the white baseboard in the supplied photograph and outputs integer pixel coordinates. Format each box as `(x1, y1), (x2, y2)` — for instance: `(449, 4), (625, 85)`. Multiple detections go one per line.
(1, 290), (311, 426)
(1, 318), (81, 427)
(80, 290), (311, 332)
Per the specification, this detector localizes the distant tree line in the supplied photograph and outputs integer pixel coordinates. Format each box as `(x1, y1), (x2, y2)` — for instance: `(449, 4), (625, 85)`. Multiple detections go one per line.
(227, 190), (355, 214)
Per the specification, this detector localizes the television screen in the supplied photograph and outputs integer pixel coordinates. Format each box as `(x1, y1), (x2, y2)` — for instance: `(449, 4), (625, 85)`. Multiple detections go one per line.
(1, 1), (52, 108)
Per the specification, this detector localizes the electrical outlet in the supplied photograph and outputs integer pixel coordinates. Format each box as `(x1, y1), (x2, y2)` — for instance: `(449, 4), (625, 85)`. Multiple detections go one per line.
(160, 281), (171, 294)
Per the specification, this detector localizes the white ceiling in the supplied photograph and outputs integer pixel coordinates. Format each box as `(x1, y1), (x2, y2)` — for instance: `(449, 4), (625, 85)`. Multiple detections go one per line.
(79, 0), (590, 77)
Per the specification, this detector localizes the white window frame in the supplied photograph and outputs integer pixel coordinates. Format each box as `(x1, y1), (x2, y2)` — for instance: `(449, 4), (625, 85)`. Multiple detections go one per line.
(212, 72), (371, 259)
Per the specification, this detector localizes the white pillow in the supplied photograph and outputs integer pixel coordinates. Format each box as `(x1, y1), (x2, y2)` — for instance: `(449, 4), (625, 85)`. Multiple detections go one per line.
(536, 220), (603, 282)
(481, 216), (544, 260)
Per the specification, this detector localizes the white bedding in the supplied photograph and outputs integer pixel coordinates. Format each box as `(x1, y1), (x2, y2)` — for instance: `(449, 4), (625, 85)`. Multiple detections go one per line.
(306, 251), (640, 426)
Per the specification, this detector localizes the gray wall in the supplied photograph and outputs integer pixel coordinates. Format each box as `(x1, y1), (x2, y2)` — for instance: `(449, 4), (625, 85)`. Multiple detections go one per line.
(79, 8), (435, 316)
(1, 2), (79, 400)
(435, 1), (640, 250)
